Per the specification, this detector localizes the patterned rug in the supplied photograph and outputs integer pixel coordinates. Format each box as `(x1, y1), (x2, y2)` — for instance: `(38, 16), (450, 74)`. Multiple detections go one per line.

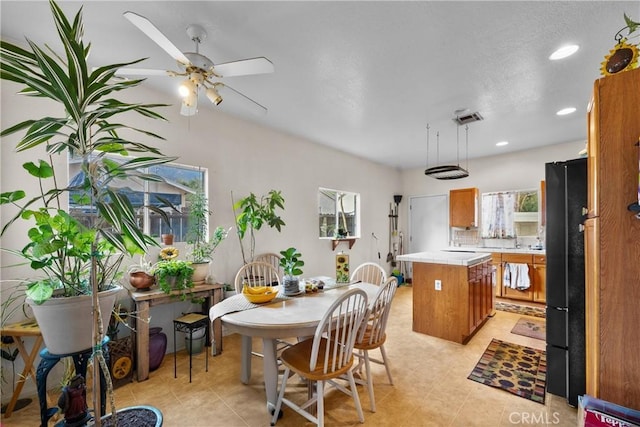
(468, 338), (547, 404)
(511, 317), (546, 341)
(495, 301), (545, 318)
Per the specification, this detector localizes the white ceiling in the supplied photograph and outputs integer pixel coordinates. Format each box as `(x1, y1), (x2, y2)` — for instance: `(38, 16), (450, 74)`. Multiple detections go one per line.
(2, 1), (638, 169)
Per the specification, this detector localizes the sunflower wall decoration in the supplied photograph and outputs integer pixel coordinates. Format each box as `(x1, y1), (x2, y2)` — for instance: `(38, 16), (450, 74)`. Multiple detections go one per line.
(336, 254), (350, 283)
(601, 13), (640, 76)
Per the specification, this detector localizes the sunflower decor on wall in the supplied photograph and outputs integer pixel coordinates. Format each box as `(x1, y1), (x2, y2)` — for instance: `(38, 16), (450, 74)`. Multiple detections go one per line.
(601, 13), (639, 76)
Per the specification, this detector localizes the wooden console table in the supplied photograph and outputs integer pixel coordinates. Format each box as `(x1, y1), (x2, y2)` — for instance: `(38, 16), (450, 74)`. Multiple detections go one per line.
(129, 283), (223, 381)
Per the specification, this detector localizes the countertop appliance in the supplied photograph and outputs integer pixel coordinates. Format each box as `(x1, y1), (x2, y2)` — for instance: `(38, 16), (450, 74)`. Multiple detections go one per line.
(545, 157), (587, 407)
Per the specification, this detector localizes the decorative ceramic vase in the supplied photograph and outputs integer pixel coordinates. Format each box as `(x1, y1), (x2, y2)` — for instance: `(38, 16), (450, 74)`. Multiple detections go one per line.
(148, 327), (167, 371)
(129, 272), (155, 291)
(26, 286), (121, 354)
(283, 276), (300, 295)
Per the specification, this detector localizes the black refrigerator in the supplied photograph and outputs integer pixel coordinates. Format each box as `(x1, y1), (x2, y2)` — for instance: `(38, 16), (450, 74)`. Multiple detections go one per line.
(544, 158), (587, 407)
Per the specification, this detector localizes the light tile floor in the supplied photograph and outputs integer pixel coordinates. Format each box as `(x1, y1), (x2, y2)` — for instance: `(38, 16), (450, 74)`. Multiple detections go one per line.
(1, 287), (577, 426)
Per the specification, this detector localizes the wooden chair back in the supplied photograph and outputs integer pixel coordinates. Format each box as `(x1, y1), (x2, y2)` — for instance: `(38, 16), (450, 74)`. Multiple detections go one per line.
(350, 262), (387, 286)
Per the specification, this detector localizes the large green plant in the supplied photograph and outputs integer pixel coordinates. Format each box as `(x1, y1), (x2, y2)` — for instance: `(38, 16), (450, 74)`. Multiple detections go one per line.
(0, 0), (174, 422)
(232, 190), (285, 264)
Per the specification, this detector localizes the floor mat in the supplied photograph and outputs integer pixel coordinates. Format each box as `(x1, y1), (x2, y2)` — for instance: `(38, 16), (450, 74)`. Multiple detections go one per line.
(511, 317), (546, 341)
(495, 301), (545, 318)
(467, 338), (546, 404)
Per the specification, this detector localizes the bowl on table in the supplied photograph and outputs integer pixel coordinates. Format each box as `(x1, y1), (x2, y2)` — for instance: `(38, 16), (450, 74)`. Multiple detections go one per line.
(242, 285), (279, 304)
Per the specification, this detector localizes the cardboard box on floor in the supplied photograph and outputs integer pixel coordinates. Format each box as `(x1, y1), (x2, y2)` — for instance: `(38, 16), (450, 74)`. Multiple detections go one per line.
(578, 395), (640, 427)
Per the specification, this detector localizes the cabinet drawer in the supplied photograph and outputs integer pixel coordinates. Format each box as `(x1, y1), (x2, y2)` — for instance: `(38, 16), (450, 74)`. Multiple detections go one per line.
(502, 253), (533, 264)
(533, 254), (546, 264)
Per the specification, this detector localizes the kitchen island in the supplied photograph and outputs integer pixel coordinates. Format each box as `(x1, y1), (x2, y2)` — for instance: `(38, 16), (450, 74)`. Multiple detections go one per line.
(397, 251), (493, 344)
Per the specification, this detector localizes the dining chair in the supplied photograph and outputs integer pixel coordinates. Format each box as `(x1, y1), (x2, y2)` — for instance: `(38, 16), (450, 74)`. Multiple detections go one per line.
(350, 262), (387, 286)
(234, 261), (281, 293)
(351, 276), (398, 412)
(255, 252), (284, 278)
(270, 288), (369, 427)
(234, 261), (285, 360)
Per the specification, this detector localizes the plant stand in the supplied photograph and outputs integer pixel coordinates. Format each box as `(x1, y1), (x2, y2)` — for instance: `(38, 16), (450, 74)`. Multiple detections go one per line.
(37, 337), (109, 427)
(173, 313), (208, 383)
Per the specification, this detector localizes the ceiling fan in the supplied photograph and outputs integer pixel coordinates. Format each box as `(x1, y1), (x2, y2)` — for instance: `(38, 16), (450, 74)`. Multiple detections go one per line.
(117, 11), (274, 116)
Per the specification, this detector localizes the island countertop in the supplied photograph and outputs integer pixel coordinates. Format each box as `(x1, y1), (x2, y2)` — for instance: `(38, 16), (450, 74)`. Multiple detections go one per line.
(397, 251), (491, 266)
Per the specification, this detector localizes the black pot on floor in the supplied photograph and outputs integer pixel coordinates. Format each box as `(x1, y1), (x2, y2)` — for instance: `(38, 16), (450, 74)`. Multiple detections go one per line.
(101, 405), (163, 426)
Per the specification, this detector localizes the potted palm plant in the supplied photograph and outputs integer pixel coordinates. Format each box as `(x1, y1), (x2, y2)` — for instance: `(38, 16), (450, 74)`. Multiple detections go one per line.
(0, 1), (174, 423)
(232, 189), (286, 265)
(279, 247), (304, 295)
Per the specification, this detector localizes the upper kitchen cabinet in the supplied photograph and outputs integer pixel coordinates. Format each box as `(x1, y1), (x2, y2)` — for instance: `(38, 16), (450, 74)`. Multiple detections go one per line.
(450, 187), (478, 228)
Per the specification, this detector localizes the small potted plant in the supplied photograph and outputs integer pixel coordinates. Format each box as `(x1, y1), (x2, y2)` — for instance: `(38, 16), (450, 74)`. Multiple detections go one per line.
(150, 248), (196, 302)
(279, 247), (304, 296)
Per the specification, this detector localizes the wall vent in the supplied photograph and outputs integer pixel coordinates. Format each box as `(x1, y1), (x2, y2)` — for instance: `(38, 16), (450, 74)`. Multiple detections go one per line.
(453, 111), (483, 125)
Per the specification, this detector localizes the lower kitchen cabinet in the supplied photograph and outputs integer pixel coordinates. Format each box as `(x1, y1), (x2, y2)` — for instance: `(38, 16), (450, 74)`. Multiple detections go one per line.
(499, 253), (546, 304)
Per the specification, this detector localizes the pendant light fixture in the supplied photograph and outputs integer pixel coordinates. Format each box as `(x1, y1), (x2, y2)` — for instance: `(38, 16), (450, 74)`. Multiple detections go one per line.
(424, 110), (481, 180)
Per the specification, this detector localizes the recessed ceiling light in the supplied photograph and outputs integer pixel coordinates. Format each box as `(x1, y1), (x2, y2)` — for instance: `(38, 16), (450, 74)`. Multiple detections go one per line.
(496, 141), (509, 147)
(549, 44), (579, 60)
(556, 107), (577, 116)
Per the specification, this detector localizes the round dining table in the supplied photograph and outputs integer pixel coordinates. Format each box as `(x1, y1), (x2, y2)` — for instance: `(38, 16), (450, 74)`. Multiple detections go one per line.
(218, 282), (380, 413)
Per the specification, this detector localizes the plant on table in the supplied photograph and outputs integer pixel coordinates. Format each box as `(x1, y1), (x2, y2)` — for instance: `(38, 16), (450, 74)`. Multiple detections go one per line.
(279, 247), (304, 295)
(151, 247), (197, 302)
(232, 190), (285, 265)
(0, 0), (175, 423)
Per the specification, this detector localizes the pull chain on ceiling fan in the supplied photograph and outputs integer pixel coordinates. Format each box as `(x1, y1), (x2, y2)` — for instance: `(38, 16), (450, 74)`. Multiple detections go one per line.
(117, 11), (274, 116)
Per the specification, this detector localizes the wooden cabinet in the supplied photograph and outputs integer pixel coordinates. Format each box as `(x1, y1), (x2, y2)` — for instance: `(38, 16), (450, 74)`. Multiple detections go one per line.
(584, 68), (640, 408)
(492, 253), (503, 297)
(449, 188), (478, 228)
(412, 259), (491, 344)
(532, 255), (546, 303)
(501, 253), (534, 301)
(493, 252), (546, 304)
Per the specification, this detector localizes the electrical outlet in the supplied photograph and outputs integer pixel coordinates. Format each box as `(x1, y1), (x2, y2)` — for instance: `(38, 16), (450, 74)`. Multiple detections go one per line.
(435, 279), (442, 291)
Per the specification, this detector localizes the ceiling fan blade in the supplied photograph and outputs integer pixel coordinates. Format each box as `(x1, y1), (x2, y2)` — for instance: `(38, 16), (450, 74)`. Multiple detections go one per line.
(219, 84), (268, 115)
(213, 57), (274, 77)
(115, 68), (171, 77)
(123, 11), (190, 66)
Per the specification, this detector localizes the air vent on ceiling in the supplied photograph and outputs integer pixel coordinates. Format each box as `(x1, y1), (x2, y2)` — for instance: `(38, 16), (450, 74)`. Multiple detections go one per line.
(453, 111), (483, 125)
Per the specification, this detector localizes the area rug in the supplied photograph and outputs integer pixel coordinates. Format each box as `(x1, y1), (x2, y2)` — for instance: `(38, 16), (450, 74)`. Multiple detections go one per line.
(468, 338), (547, 404)
(495, 301), (545, 318)
(511, 317), (546, 341)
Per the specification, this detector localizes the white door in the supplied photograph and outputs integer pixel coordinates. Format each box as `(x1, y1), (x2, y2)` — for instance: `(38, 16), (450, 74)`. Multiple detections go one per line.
(407, 195), (449, 278)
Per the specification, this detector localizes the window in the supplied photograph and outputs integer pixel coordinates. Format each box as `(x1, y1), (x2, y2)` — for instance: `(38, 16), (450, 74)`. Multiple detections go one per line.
(68, 154), (206, 243)
(318, 188), (360, 239)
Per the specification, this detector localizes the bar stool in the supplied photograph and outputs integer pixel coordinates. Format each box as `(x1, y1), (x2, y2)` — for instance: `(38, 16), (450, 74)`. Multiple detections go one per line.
(173, 313), (209, 382)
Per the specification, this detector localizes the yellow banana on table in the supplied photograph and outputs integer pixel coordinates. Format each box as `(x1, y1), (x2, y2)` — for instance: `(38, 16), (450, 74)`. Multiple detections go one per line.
(243, 285), (274, 295)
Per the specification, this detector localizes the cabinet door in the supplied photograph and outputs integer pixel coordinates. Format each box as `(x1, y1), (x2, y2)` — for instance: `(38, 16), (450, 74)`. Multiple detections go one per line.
(584, 218), (599, 397)
(532, 255), (546, 303)
(492, 253), (502, 297)
(501, 253), (534, 301)
(450, 188), (478, 228)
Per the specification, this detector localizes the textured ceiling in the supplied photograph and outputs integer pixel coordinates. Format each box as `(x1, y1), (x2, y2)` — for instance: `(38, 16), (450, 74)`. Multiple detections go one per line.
(2, 1), (638, 169)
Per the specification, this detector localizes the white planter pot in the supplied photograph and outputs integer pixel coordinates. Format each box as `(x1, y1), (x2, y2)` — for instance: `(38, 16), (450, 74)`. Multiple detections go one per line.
(191, 261), (210, 284)
(27, 285), (122, 355)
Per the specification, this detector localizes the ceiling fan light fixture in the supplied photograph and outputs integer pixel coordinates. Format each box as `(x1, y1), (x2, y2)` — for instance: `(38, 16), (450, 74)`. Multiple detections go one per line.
(179, 78), (196, 97)
(206, 86), (223, 105)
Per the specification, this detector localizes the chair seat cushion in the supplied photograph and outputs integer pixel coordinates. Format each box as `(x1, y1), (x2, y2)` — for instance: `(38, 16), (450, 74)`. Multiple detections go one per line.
(280, 337), (354, 381)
